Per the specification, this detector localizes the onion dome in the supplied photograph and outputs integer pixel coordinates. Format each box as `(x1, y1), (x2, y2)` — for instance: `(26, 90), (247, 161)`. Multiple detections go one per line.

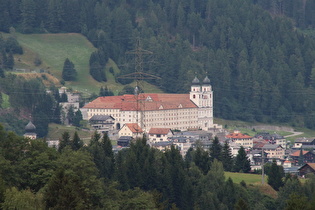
(203, 76), (211, 85)
(192, 76), (200, 85)
(25, 121), (36, 133)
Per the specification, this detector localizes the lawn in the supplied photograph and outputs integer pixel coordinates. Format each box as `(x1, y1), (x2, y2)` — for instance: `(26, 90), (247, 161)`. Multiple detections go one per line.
(13, 33), (163, 95)
(15, 33), (99, 92)
(225, 172), (267, 185)
(47, 123), (93, 140)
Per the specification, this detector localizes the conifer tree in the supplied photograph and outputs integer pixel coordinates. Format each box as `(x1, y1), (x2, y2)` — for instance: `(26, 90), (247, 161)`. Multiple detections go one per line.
(210, 136), (222, 161)
(62, 58), (77, 81)
(221, 141), (233, 171)
(234, 146), (251, 173)
(268, 160), (284, 191)
(71, 131), (83, 151)
(59, 131), (71, 152)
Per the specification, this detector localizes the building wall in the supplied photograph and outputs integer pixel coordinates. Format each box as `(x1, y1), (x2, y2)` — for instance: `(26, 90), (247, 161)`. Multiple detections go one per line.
(234, 138), (253, 148)
(265, 148), (285, 159)
(86, 81), (218, 132)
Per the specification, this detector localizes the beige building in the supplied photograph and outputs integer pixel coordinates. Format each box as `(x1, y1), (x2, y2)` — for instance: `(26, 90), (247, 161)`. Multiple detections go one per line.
(118, 123), (143, 138)
(83, 77), (220, 132)
(262, 144), (285, 159)
(226, 130), (253, 148)
(148, 128), (173, 142)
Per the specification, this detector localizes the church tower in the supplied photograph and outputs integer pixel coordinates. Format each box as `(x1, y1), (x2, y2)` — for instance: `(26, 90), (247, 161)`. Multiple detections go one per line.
(190, 76), (201, 106)
(23, 121), (37, 140)
(190, 76), (214, 130)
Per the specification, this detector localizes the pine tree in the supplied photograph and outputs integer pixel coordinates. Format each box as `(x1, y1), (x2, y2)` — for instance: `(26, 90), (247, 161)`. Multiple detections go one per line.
(221, 141), (233, 171)
(59, 131), (71, 152)
(101, 132), (115, 179)
(20, 0), (36, 33)
(210, 136), (222, 161)
(71, 131), (83, 151)
(73, 110), (82, 127)
(234, 146), (251, 173)
(62, 58), (77, 81)
(268, 160), (284, 191)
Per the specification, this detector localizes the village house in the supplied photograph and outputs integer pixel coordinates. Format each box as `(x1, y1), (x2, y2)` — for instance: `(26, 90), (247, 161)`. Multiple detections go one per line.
(117, 136), (133, 147)
(255, 132), (287, 148)
(89, 115), (115, 133)
(299, 163), (315, 177)
(262, 144), (285, 160)
(118, 123), (143, 138)
(148, 128), (173, 142)
(290, 150), (315, 165)
(82, 77), (221, 132)
(226, 130), (253, 149)
(293, 138), (315, 150)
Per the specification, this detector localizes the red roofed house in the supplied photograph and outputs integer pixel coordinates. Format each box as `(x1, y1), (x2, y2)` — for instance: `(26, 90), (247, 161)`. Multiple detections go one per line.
(226, 130), (253, 148)
(118, 123), (143, 138)
(83, 77), (221, 132)
(148, 128), (173, 142)
(290, 150), (315, 165)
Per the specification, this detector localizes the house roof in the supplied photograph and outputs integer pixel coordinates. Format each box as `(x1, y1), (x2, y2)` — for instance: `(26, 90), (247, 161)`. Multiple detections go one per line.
(226, 133), (252, 139)
(298, 163), (315, 171)
(89, 115), (114, 121)
(83, 93), (197, 111)
(262, 144), (283, 149)
(149, 128), (172, 135)
(291, 150), (309, 157)
(125, 123), (143, 133)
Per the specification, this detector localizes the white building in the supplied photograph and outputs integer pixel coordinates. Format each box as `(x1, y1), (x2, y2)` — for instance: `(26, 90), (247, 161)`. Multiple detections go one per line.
(83, 77), (221, 132)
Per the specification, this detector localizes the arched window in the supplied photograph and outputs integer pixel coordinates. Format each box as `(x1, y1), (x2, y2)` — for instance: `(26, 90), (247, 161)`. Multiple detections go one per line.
(193, 94), (195, 98)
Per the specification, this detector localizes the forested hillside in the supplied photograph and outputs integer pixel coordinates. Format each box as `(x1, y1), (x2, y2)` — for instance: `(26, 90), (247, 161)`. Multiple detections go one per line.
(1, 0), (315, 128)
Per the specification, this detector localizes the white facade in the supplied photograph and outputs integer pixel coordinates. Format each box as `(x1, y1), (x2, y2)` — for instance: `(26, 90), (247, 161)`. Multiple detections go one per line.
(84, 77), (220, 132)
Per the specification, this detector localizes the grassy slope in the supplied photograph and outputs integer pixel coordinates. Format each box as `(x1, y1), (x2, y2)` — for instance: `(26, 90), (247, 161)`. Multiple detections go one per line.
(13, 33), (162, 94)
(225, 172), (277, 198)
(1, 93), (10, 109)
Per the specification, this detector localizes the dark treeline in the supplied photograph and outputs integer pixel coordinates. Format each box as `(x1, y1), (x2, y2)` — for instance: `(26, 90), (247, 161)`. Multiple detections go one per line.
(1, 128), (315, 209)
(2, 0), (315, 127)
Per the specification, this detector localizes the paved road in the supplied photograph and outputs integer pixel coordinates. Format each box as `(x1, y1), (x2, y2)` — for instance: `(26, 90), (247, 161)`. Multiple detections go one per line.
(284, 132), (303, 138)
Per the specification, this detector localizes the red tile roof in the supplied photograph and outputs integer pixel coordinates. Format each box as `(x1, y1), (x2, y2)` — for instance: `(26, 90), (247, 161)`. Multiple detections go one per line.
(125, 123), (143, 133)
(83, 94), (197, 111)
(149, 128), (171, 135)
(291, 150), (309, 157)
(226, 133), (252, 139)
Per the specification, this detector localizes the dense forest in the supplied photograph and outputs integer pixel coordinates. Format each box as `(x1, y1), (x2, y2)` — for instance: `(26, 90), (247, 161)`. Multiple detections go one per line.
(1, 0), (315, 128)
(1, 126), (315, 209)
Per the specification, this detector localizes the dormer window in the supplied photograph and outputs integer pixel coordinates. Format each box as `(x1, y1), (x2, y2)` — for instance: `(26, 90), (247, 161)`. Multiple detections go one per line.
(159, 105), (163, 109)
(146, 96), (152, 101)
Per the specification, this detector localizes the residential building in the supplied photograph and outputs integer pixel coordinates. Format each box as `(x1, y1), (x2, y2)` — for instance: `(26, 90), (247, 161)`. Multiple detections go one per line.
(83, 77), (221, 132)
(293, 138), (315, 149)
(226, 130), (253, 148)
(89, 115), (115, 132)
(262, 144), (285, 159)
(290, 150), (315, 165)
(255, 132), (286, 148)
(117, 136), (133, 147)
(118, 123), (143, 138)
(299, 163), (315, 176)
(148, 128), (173, 142)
